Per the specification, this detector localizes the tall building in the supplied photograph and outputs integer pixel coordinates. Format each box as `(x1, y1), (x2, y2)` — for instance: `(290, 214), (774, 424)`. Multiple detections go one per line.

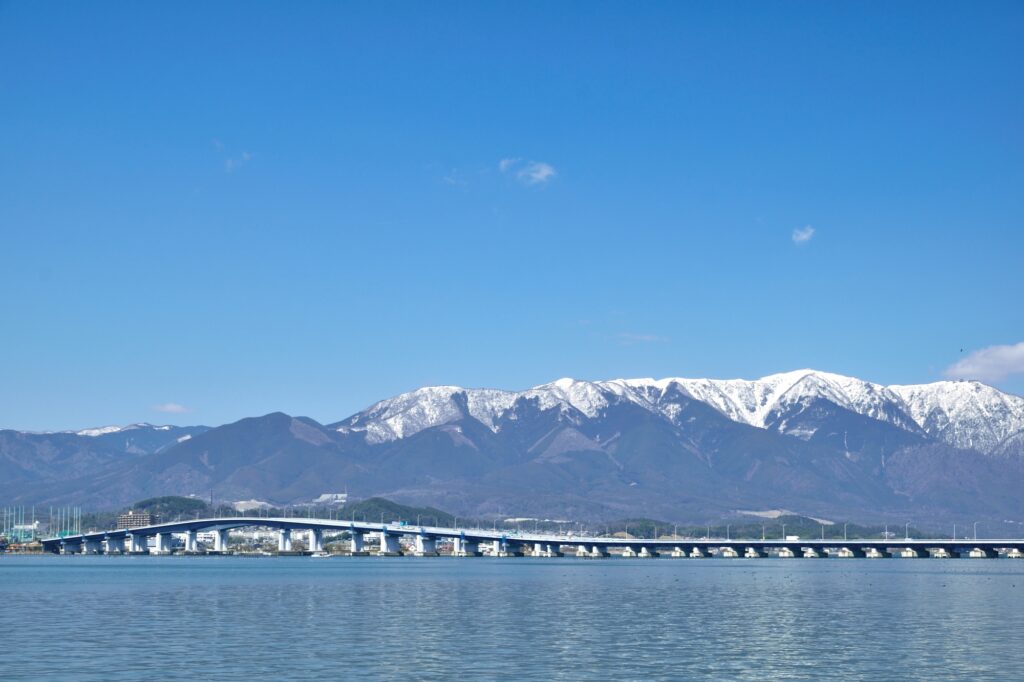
(117, 510), (152, 530)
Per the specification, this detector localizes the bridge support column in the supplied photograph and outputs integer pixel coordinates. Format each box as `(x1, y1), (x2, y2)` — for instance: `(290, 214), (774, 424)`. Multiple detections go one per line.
(866, 547), (889, 558)
(414, 535), (437, 556)
(83, 538), (103, 555)
(454, 539), (479, 556)
(622, 546), (639, 558)
(310, 529), (324, 553)
(576, 544), (590, 557)
(960, 547), (998, 558)
(545, 543), (563, 557)
(639, 547), (655, 558)
(744, 547), (764, 558)
(350, 532), (366, 555)
(836, 547), (867, 558)
(377, 532), (401, 556)
(278, 529), (292, 553)
(153, 533), (171, 555)
(689, 546), (708, 558)
(532, 543), (545, 557)
(588, 545), (608, 559)
(128, 534), (146, 554)
(490, 539), (520, 556)
(718, 547), (739, 558)
(897, 547), (927, 558)
(1007, 548), (1023, 559)
(184, 531), (198, 553)
(802, 547), (827, 558)
(104, 536), (125, 554)
(214, 529), (229, 553)
(670, 546), (688, 558)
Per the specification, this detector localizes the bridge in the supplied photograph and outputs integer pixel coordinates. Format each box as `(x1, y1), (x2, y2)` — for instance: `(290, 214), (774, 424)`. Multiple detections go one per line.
(39, 516), (1024, 558)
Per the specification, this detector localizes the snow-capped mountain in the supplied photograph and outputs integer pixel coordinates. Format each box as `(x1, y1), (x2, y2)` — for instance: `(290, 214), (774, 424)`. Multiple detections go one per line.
(4, 371), (1022, 525)
(72, 423), (175, 437)
(333, 370), (1024, 456)
(889, 381), (1024, 455)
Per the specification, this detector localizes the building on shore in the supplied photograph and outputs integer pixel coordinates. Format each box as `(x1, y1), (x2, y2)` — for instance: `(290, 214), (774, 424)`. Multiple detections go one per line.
(116, 510), (152, 530)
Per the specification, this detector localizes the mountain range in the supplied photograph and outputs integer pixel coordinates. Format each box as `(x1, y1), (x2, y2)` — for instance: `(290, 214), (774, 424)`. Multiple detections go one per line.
(3, 370), (1023, 530)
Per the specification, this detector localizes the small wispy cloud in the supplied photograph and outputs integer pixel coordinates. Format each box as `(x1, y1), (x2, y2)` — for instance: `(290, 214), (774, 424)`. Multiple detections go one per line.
(153, 402), (191, 414)
(944, 342), (1024, 383)
(225, 151), (253, 173)
(442, 169), (467, 187)
(518, 161), (556, 185)
(499, 158), (557, 185)
(617, 332), (668, 346)
(792, 225), (815, 245)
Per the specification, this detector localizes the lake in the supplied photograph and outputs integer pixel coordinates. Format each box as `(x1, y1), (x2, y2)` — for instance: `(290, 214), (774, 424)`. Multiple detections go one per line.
(1, 555), (1022, 680)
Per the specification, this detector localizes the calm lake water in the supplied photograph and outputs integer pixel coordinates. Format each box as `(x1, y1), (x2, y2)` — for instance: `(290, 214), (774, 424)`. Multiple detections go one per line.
(2, 555), (1023, 681)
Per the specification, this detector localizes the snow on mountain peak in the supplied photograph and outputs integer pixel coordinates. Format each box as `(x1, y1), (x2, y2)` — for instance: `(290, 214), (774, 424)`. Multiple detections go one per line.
(72, 423), (179, 437)
(888, 380), (1024, 454)
(334, 370), (1024, 454)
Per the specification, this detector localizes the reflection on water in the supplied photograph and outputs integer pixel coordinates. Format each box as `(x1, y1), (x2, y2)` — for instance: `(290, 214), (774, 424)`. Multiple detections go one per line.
(1, 556), (1022, 680)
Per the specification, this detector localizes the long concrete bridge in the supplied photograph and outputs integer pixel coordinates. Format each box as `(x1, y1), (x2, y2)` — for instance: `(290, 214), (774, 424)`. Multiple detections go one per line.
(40, 516), (1024, 558)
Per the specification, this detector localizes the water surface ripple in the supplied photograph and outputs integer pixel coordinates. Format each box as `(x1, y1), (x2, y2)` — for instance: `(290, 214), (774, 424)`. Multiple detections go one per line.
(2, 556), (1022, 680)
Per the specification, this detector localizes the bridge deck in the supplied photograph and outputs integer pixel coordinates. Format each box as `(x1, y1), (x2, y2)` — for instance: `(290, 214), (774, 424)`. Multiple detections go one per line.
(38, 516), (1024, 556)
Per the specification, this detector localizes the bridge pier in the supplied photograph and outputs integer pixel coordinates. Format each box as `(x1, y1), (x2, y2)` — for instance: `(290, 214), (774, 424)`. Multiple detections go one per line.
(277, 529), (292, 553)
(350, 531), (367, 555)
(213, 529), (229, 553)
(670, 546), (688, 558)
(128, 533), (146, 554)
(152, 533), (172, 555)
(588, 545), (609, 559)
(309, 529), (324, 553)
(960, 547), (998, 558)
(689, 546), (708, 558)
(184, 530), (198, 553)
(530, 542), (561, 557)
(489, 539), (519, 557)
(802, 547), (827, 558)
(744, 547), (764, 558)
(639, 546), (655, 558)
(622, 546), (639, 558)
(104, 536), (125, 554)
(453, 538), (480, 556)
(836, 547), (867, 558)
(897, 547), (928, 558)
(377, 532), (401, 556)
(83, 538), (103, 555)
(865, 547), (889, 558)
(414, 535), (438, 556)
(1008, 548), (1023, 559)
(718, 547), (739, 558)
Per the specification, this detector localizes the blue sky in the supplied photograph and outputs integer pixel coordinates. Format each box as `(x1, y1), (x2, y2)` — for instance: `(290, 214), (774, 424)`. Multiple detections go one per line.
(2, 2), (1022, 430)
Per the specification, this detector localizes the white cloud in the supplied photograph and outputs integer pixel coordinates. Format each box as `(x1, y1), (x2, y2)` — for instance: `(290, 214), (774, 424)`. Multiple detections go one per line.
(153, 403), (191, 414)
(442, 169), (467, 186)
(518, 161), (556, 185)
(498, 157), (521, 173)
(617, 332), (668, 345)
(498, 158), (557, 185)
(225, 151), (253, 173)
(792, 225), (815, 244)
(944, 342), (1024, 383)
